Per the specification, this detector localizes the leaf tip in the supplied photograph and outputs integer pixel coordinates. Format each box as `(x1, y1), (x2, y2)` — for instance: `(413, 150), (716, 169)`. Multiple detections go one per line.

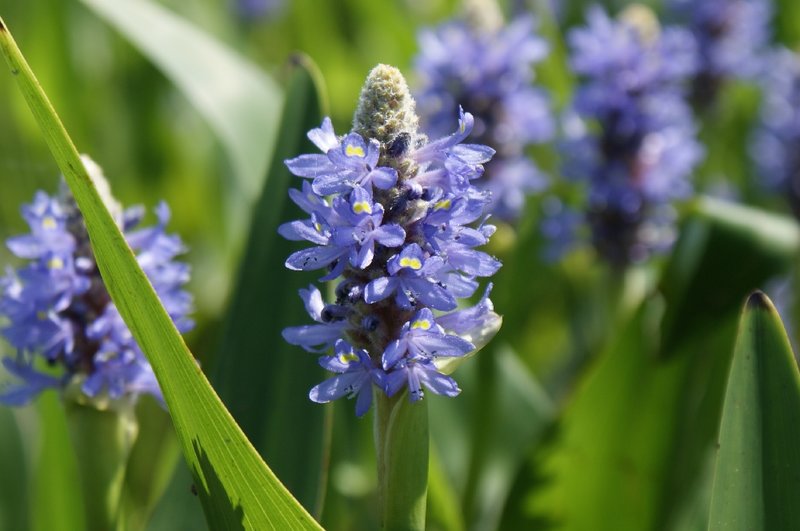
(0, 18), (6, 31)
(746, 290), (772, 311)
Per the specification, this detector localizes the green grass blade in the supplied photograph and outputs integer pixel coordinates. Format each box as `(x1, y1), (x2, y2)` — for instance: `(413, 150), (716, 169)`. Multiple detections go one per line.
(0, 16), (320, 530)
(708, 292), (800, 530)
(79, 0), (282, 196)
(211, 55), (331, 515)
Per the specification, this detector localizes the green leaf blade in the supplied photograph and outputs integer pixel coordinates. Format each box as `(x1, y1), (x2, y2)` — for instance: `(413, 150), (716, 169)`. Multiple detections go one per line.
(709, 291), (800, 531)
(0, 16), (320, 530)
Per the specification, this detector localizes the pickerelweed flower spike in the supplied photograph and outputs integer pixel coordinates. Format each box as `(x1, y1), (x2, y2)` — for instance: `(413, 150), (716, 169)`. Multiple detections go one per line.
(751, 48), (800, 219)
(413, 0), (554, 219)
(282, 64), (502, 416)
(0, 156), (194, 407)
(667, 0), (772, 108)
(544, 6), (703, 267)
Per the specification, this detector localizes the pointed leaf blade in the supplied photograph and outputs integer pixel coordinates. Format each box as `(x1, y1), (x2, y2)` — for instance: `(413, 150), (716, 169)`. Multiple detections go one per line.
(708, 292), (800, 530)
(0, 16), (320, 530)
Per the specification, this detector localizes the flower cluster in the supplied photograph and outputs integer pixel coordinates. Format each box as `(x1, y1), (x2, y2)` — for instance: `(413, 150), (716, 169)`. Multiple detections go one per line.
(546, 7), (703, 266)
(751, 48), (800, 218)
(281, 65), (501, 416)
(0, 157), (193, 406)
(668, 0), (772, 107)
(414, 6), (553, 219)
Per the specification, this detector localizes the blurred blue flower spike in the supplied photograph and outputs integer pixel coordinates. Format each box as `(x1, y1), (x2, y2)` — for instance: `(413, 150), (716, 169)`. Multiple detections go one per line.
(668, 0), (772, 106)
(281, 64), (502, 417)
(547, 6), (704, 267)
(0, 156), (194, 408)
(752, 48), (800, 218)
(414, 0), (554, 220)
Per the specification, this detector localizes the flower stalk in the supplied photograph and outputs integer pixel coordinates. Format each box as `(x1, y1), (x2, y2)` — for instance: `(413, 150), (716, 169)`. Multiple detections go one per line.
(64, 399), (138, 531)
(374, 390), (429, 531)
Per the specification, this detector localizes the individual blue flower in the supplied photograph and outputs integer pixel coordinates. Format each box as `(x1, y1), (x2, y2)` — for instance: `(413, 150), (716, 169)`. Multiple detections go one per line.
(309, 340), (385, 417)
(282, 285), (348, 353)
(751, 48), (800, 218)
(414, 11), (554, 218)
(546, 7), (703, 266)
(365, 244), (456, 311)
(281, 186), (406, 276)
(0, 158), (194, 406)
(383, 357), (461, 402)
(381, 308), (474, 370)
(285, 124), (398, 195)
(282, 65), (502, 415)
(667, 0), (772, 106)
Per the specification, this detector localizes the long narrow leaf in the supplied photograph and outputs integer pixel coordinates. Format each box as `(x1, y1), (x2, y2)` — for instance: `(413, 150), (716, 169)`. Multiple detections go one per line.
(708, 291), (800, 530)
(79, 0), (282, 196)
(0, 17), (320, 530)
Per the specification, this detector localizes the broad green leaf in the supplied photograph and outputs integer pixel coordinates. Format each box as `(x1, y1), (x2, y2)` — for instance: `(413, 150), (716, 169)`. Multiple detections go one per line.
(0, 17), (320, 530)
(708, 292), (800, 530)
(212, 55), (331, 515)
(661, 196), (800, 354)
(523, 297), (736, 531)
(79, 0), (282, 196)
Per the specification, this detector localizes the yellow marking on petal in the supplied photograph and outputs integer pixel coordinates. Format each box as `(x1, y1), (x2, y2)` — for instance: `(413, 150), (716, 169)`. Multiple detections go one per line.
(399, 257), (422, 270)
(345, 144), (366, 158)
(434, 199), (452, 211)
(37, 311), (48, 321)
(42, 216), (57, 229)
(48, 257), (64, 270)
(352, 201), (372, 215)
(338, 350), (359, 364)
(411, 319), (432, 330)
(314, 222), (323, 233)
(459, 120), (466, 133)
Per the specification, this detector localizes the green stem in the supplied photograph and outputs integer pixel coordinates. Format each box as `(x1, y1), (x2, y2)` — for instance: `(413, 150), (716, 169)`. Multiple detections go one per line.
(64, 401), (138, 531)
(374, 389), (429, 531)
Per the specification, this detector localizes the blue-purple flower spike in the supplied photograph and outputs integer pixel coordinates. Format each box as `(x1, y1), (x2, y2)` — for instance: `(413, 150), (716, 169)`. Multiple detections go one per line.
(546, 6), (703, 267)
(668, 0), (772, 107)
(752, 48), (800, 219)
(0, 156), (194, 406)
(282, 64), (501, 416)
(414, 0), (554, 219)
